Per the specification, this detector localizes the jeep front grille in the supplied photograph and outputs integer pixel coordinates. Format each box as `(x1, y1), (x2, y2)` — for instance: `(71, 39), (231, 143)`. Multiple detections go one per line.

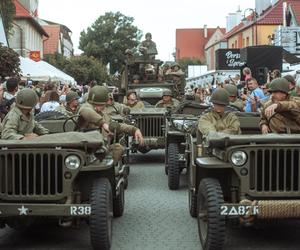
(135, 116), (165, 137)
(249, 148), (300, 193)
(0, 152), (64, 197)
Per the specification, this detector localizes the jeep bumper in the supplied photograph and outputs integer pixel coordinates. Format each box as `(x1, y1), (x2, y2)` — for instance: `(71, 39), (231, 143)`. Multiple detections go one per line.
(0, 203), (91, 217)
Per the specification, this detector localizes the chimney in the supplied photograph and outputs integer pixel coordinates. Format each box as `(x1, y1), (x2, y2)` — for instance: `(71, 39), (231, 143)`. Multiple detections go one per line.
(283, 2), (287, 27)
(204, 24), (208, 38)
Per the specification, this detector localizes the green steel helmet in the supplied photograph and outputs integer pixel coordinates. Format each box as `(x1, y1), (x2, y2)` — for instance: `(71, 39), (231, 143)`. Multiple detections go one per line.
(210, 88), (229, 106)
(15, 88), (38, 109)
(162, 89), (173, 97)
(224, 84), (238, 97)
(145, 32), (152, 38)
(88, 86), (109, 105)
(269, 78), (290, 94)
(66, 91), (79, 103)
(283, 74), (296, 85)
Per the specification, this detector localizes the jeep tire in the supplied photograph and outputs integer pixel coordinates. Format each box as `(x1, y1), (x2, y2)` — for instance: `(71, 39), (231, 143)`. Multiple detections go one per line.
(113, 182), (125, 217)
(90, 178), (113, 250)
(197, 178), (225, 250)
(167, 143), (180, 190)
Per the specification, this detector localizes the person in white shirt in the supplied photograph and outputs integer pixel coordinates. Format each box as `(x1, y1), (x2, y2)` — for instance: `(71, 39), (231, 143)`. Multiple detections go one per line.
(40, 90), (60, 112)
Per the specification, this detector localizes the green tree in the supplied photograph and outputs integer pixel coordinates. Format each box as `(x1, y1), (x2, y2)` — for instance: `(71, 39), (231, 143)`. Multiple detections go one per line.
(79, 11), (142, 74)
(0, 0), (16, 37)
(0, 43), (20, 78)
(63, 55), (108, 84)
(177, 57), (202, 75)
(44, 53), (67, 70)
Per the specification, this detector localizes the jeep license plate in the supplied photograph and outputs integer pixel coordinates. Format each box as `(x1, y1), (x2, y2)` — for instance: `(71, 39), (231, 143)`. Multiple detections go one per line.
(70, 205), (91, 216)
(220, 205), (259, 216)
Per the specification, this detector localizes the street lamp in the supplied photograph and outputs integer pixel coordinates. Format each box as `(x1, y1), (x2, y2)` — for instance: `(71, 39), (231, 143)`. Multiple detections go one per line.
(242, 8), (258, 46)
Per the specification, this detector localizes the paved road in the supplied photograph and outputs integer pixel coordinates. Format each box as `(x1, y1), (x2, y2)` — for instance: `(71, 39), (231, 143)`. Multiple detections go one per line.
(1, 150), (300, 250)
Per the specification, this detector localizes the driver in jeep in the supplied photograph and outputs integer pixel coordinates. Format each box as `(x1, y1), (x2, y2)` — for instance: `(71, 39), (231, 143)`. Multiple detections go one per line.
(77, 86), (144, 162)
(198, 88), (241, 137)
(260, 77), (300, 134)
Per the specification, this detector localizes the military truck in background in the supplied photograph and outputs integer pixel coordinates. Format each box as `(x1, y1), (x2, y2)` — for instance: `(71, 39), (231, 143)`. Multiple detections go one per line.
(186, 111), (300, 250)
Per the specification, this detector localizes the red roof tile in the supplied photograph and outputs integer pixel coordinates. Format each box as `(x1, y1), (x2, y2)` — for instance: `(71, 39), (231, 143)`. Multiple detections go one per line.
(13, 0), (48, 37)
(13, 0), (31, 18)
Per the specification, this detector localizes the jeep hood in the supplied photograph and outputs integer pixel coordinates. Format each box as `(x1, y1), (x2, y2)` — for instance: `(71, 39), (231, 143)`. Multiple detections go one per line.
(0, 131), (104, 150)
(206, 132), (300, 148)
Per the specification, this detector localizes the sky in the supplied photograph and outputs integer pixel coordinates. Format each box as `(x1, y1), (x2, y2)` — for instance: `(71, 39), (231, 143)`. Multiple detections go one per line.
(38, 0), (255, 61)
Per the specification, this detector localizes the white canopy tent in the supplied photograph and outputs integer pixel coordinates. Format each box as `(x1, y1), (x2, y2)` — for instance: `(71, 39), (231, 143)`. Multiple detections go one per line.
(19, 57), (76, 84)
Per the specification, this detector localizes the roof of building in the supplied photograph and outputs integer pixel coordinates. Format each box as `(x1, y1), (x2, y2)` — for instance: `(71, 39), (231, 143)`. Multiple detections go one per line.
(13, 0), (48, 37)
(176, 27), (225, 60)
(225, 0), (300, 39)
(43, 25), (60, 55)
(41, 19), (72, 33)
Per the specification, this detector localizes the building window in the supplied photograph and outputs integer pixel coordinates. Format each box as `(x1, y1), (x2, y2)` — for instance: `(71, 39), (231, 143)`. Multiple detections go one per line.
(243, 38), (245, 47)
(232, 43), (234, 48)
(246, 37), (249, 46)
(235, 40), (238, 48)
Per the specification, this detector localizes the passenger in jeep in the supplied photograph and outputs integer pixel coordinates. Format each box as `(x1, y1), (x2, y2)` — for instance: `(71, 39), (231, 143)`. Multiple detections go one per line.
(198, 88), (241, 137)
(1, 89), (49, 140)
(260, 77), (300, 134)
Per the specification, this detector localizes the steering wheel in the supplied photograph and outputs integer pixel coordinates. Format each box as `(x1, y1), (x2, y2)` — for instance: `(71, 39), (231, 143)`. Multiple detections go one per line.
(63, 115), (80, 132)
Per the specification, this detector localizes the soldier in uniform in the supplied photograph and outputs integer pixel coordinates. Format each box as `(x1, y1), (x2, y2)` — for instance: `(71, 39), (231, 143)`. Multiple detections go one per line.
(283, 74), (297, 97)
(260, 78), (300, 134)
(1, 88), (49, 140)
(155, 89), (180, 108)
(77, 86), (144, 162)
(198, 88), (241, 137)
(125, 90), (145, 109)
(224, 84), (244, 111)
(106, 93), (127, 116)
(139, 32), (158, 59)
(56, 91), (80, 117)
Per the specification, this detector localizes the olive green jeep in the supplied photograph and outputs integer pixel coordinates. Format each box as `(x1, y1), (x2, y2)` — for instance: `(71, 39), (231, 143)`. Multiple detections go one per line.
(186, 112), (300, 250)
(0, 121), (127, 250)
(164, 101), (209, 190)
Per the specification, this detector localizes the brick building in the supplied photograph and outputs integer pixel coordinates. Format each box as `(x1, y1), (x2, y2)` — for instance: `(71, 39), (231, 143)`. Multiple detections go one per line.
(175, 26), (226, 63)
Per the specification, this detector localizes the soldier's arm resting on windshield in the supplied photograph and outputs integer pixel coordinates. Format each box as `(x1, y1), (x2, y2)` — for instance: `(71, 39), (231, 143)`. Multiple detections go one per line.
(198, 114), (217, 137)
(33, 121), (49, 135)
(275, 98), (300, 112)
(119, 123), (144, 145)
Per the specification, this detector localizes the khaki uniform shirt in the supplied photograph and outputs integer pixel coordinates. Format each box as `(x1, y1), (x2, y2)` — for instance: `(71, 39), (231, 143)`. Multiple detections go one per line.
(260, 95), (300, 133)
(198, 110), (241, 137)
(155, 98), (180, 108)
(1, 106), (49, 140)
(126, 101), (145, 109)
(78, 102), (137, 136)
(230, 98), (244, 111)
(106, 101), (126, 116)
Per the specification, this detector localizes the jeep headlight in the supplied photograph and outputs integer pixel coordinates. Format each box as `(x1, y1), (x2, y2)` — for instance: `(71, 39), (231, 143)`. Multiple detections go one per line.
(65, 155), (81, 170)
(230, 151), (247, 166)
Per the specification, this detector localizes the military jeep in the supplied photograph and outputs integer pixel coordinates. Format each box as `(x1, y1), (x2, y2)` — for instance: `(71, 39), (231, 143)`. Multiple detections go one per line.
(0, 131), (126, 250)
(186, 112), (300, 250)
(165, 101), (209, 190)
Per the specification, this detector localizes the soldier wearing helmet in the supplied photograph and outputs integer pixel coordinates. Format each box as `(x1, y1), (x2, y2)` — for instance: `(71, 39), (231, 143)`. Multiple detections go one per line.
(106, 92), (127, 116)
(155, 89), (179, 108)
(78, 86), (144, 162)
(198, 88), (241, 137)
(56, 91), (80, 117)
(260, 78), (300, 134)
(224, 84), (244, 111)
(139, 32), (158, 59)
(125, 90), (145, 109)
(1, 88), (49, 140)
